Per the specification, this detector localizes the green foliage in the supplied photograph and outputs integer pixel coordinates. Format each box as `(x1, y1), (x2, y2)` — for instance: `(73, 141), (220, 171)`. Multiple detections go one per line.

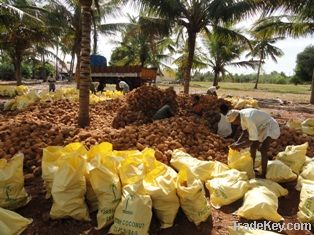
(110, 14), (173, 69)
(294, 45), (314, 83)
(192, 71), (214, 82)
(191, 70), (291, 84)
(0, 62), (14, 80)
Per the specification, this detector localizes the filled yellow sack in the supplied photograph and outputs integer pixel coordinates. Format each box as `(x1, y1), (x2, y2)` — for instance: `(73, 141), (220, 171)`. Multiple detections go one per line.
(0, 154), (30, 210)
(276, 142), (308, 174)
(205, 169), (249, 209)
(249, 178), (288, 197)
(89, 155), (121, 229)
(109, 183), (152, 235)
(63, 142), (87, 156)
(171, 149), (229, 181)
(118, 148), (157, 186)
(287, 119), (302, 131)
(297, 180), (314, 224)
(301, 118), (314, 136)
(296, 161), (314, 191)
(50, 154), (90, 221)
(229, 226), (281, 234)
(177, 167), (211, 225)
(16, 85), (29, 96)
(237, 186), (283, 222)
(42, 146), (64, 199)
(143, 162), (179, 228)
(85, 162), (98, 213)
(86, 142), (112, 161)
(0, 207), (32, 235)
(266, 160), (297, 183)
(228, 148), (255, 179)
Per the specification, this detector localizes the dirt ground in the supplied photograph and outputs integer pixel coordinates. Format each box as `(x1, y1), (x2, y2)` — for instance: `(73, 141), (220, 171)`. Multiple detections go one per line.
(1, 82), (313, 235)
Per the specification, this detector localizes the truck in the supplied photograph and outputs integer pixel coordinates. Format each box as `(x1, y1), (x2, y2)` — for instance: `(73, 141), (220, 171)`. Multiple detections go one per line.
(90, 54), (157, 90)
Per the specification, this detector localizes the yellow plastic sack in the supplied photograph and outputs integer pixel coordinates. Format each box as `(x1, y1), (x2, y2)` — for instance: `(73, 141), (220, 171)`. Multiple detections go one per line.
(296, 160), (314, 191)
(286, 119), (302, 131)
(16, 85), (29, 96)
(297, 180), (314, 223)
(42, 146), (64, 199)
(86, 142), (113, 161)
(229, 226), (281, 235)
(237, 186), (283, 222)
(205, 169), (249, 209)
(254, 151), (262, 168)
(177, 167), (211, 225)
(249, 178), (288, 197)
(143, 162), (179, 228)
(276, 142), (308, 174)
(89, 155), (121, 229)
(171, 149), (229, 181)
(109, 183), (152, 235)
(86, 144), (113, 213)
(266, 160), (297, 183)
(228, 148), (255, 179)
(0, 154), (30, 210)
(85, 162), (98, 213)
(301, 118), (314, 136)
(50, 154), (90, 221)
(0, 207), (32, 235)
(63, 142), (87, 156)
(118, 148), (157, 186)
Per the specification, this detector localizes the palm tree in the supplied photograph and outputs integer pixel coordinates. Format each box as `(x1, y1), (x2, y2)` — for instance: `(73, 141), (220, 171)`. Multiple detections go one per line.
(110, 14), (173, 70)
(139, 0), (266, 94)
(253, 0), (314, 102)
(173, 38), (208, 83)
(202, 25), (256, 86)
(0, 0), (52, 85)
(77, 0), (127, 127)
(247, 32), (283, 89)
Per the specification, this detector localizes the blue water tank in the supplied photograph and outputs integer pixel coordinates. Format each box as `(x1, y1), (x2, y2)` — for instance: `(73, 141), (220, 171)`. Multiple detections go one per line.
(90, 54), (107, 67)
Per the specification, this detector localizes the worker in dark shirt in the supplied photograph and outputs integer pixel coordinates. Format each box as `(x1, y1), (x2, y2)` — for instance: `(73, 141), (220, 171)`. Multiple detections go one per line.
(191, 95), (203, 116)
(152, 104), (174, 121)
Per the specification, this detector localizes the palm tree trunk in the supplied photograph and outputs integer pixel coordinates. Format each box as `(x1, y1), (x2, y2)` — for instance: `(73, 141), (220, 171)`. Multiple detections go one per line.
(78, 0), (92, 128)
(183, 31), (197, 94)
(213, 70), (219, 86)
(310, 68), (314, 104)
(254, 58), (262, 89)
(75, 48), (81, 88)
(13, 51), (22, 85)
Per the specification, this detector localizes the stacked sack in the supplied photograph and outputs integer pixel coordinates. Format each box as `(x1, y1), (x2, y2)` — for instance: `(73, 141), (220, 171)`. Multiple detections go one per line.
(0, 153), (33, 234)
(0, 85), (28, 97)
(293, 147), (314, 224)
(4, 88), (123, 111)
(236, 179), (288, 222)
(224, 97), (259, 109)
(170, 150), (212, 225)
(42, 142), (181, 234)
(286, 118), (314, 136)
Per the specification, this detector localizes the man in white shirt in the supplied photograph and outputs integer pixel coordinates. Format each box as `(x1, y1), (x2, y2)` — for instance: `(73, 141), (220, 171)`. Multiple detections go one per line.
(217, 103), (232, 138)
(226, 108), (280, 178)
(207, 85), (220, 96)
(118, 80), (130, 94)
